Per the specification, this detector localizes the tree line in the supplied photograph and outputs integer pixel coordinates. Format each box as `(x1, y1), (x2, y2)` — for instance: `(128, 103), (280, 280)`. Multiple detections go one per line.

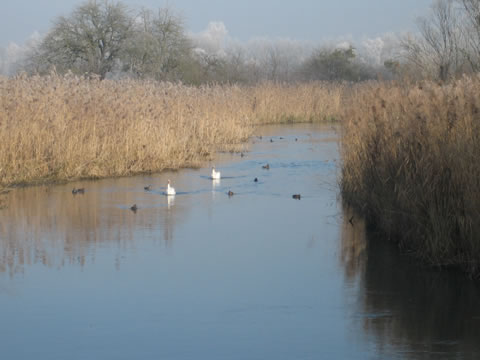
(7, 0), (480, 83)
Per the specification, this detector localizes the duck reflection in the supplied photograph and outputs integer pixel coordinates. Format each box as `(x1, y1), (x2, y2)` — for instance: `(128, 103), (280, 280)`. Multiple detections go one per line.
(340, 205), (480, 359)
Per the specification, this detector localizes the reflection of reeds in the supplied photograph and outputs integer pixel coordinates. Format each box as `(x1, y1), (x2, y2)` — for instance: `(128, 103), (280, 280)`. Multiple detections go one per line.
(340, 206), (480, 360)
(340, 76), (480, 277)
(0, 181), (183, 277)
(0, 74), (342, 186)
(340, 206), (367, 282)
(357, 232), (480, 359)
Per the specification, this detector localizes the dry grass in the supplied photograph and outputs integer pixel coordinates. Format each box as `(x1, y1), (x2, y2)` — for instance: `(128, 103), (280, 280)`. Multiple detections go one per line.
(0, 74), (341, 186)
(250, 82), (343, 123)
(340, 75), (480, 277)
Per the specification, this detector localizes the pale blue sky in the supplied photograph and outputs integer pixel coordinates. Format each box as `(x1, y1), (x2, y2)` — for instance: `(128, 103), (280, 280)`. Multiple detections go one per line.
(1, 0), (432, 47)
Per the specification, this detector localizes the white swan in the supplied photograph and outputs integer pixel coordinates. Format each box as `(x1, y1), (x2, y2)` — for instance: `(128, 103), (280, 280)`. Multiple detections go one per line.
(166, 179), (176, 195)
(211, 166), (221, 180)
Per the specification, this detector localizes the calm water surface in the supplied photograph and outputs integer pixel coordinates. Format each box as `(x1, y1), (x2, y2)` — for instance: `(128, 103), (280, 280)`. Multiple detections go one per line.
(0, 124), (479, 360)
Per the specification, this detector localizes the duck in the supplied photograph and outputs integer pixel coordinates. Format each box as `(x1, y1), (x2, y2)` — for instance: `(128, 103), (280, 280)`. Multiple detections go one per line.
(130, 204), (138, 212)
(144, 185), (151, 191)
(166, 180), (176, 195)
(262, 164), (270, 170)
(227, 190), (234, 197)
(292, 194), (301, 200)
(72, 187), (85, 194)
(211, 166), (221, 180)
(254, 177), (258, 182)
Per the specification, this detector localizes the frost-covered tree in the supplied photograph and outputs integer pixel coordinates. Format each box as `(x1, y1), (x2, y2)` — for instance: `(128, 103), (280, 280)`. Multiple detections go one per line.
(402, 0), (462, 81)
(458, 0), (480, 70)
(28, 0), (133, 78)
(123, 7), (192, 81)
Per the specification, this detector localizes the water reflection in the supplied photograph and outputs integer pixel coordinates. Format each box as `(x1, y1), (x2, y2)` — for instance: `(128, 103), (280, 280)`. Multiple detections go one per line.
(341, 206), (480, 359)
(340, 207), (367, 285)
(164, 195), (176, 245)
(211, 178), (221, 188)
(0, 178), (187, 277)
(166, 194), (175, 209)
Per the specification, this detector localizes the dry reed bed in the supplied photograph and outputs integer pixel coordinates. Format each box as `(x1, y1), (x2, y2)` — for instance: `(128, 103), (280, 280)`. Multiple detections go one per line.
(0, 74), (341, 186)
(340, 75), (480, 277)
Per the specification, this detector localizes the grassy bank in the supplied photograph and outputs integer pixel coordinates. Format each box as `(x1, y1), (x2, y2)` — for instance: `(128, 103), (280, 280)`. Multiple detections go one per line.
(0, 74), (341, 186)
(340, 75), (480, 277)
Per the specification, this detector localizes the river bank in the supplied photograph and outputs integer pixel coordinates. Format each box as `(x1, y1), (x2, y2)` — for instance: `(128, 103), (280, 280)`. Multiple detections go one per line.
(0, 74), (341, 187)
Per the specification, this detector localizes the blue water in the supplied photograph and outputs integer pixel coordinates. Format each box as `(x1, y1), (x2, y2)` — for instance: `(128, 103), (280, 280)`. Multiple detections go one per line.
(0, 124), (479, 360)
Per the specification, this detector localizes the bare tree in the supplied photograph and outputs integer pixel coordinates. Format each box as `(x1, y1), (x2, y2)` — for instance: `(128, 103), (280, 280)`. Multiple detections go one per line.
(301, 46), (359, 81)
(264, 45), (281, 81)
(24, 1), (195, 81)
(123, 7), (192, 81)
(223, 47), (250, 83)
(249, 40), (308, 82)
(402, 0), (461, 81)
(28, 0), (133, 78)
(458, 0), (480, 70)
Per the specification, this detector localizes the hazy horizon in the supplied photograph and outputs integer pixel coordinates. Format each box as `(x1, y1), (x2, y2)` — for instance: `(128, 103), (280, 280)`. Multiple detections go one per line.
(1, 0), (431, 48)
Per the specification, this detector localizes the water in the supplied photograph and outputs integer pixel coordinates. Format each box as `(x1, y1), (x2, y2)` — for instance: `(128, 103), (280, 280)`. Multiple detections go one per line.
(0, 124), (479, 360)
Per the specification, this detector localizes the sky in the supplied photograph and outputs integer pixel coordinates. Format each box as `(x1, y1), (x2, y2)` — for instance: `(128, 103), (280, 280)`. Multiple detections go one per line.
(1, 0), (432, 48)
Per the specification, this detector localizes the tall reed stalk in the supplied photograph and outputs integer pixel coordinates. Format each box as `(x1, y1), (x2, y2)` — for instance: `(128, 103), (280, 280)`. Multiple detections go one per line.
(340, 75), (480, 277)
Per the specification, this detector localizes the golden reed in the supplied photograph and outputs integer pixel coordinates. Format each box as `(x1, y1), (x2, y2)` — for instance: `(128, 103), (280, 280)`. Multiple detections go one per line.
(340, 75), (480, 277)
(0, 74), (341, 187)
